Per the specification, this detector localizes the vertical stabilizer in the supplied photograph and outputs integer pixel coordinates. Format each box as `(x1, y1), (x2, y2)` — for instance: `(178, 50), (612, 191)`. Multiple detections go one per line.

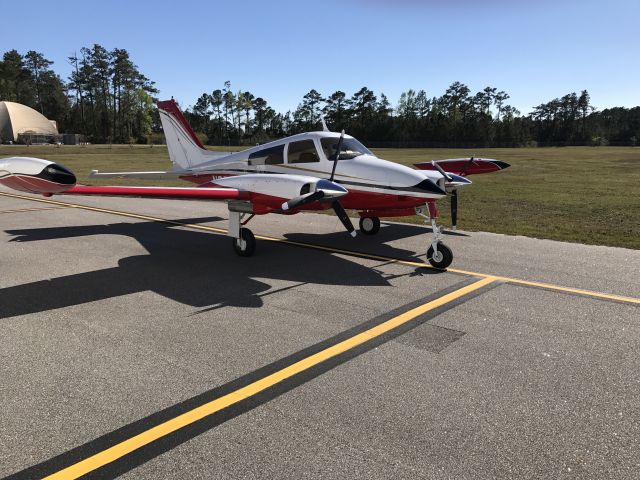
(157, 99), (209, 169)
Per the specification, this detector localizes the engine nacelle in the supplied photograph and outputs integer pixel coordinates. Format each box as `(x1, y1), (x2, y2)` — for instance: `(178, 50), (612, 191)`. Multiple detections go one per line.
(0, 157), (76, 194)
(211, 174), (327, 200)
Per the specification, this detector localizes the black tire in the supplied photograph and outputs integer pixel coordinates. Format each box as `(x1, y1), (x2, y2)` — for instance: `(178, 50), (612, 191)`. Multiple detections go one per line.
(427, 242), (453, 269)
(359, 216), (380, 235)
(232, 228), (256, 257)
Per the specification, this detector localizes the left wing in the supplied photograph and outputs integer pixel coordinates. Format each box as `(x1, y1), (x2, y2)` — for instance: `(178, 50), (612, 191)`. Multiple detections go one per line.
(0, 157), (347, 215)
(0, 156), (244, 200)
(63, 185), (247, 200)
(0, 156), (359, 256)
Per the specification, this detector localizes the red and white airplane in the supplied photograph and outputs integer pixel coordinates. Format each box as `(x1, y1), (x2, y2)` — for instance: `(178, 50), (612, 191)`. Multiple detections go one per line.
(0, 100), (509, 268)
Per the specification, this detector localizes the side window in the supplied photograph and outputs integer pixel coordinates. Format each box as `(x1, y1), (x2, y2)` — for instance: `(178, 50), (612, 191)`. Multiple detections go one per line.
(287, 140), (320, 164)
(248, 145), (284, 165)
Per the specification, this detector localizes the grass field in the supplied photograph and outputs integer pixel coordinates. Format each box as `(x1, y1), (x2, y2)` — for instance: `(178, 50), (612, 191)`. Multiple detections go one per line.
(1, 144), (638, 249)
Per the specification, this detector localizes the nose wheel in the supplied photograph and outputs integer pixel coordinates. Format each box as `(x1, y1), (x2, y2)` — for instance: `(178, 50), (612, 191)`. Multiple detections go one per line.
(427, 241), (453, 269)
(416, 205), (454, 269)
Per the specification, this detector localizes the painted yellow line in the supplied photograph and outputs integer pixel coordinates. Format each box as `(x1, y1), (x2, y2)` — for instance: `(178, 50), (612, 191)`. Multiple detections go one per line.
(491, 276), (640, 305)
(0, 206), (68, 214)
(41, 276), (496, 479)
(1, 191), (639, 306)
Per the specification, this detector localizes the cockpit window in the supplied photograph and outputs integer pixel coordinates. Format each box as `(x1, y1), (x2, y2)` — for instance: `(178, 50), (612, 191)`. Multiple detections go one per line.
(321, 137), (373, 160)
(248, 144), (284, 165)
(287, 140), (320, 163)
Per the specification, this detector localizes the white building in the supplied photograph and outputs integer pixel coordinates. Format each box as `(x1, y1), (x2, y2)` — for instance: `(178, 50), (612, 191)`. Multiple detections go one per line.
(0, 101), (59, 143)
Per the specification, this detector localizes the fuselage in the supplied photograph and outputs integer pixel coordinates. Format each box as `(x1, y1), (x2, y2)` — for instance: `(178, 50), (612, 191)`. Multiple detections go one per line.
(177, 131), (467, 215)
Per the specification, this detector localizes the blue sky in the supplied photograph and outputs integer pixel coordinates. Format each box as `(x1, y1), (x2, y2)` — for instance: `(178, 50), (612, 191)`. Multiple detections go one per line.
(1, 0), (638, 114)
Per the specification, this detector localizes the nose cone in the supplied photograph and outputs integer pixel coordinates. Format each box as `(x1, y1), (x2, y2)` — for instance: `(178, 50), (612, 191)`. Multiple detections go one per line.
(316, 179), (348, 199)
(446, 173), (472, 187)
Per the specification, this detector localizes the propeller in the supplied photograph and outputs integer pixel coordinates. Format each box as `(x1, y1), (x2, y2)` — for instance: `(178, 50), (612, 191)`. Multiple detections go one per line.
(332, 200), (356, 237)
(451, 190), (458, 230)
(431, 160), (452, 182)
(281, 130), (356, 236)
(282, 190), (325, 211)
(431, 160), (461, 230)
(328, 130), (356, 236)
(461, 156), (475, 176)
(329, 130), (345, 182)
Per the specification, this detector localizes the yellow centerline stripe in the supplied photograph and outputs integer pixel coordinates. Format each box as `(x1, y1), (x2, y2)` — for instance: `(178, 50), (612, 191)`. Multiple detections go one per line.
(42, 276), (495, 479)
(1, 191), (639, 305)
(0, 206), (68, 214)
(490, 276), (640, 304)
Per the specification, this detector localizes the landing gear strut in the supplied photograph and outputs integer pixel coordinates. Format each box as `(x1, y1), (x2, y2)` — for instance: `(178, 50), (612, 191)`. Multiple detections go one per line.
(359, 216), (380, 235)
(228, 201), (257, 257)
(416, 204), (453, 269)
(232, 228), (256, 257)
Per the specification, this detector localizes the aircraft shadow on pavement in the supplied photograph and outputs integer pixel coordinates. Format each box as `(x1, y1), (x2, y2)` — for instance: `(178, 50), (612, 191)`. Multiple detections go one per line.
(377, 222), (471, 238)
(284, 221), (468, 257)
(0, 217), (441, 319)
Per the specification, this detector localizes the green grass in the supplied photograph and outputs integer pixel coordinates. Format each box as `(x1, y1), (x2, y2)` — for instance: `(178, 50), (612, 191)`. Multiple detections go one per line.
(1, 144), (638, 249)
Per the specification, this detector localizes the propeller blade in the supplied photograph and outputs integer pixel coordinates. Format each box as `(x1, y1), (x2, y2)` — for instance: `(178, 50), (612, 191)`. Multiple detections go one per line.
(431, 160), (453, 182)
(461, 156), (475, 176)
(332, 200), (356, 237)
(329, 130), (345, 182)
(451, 190), (458, 230)
(282, 190), (325, 211)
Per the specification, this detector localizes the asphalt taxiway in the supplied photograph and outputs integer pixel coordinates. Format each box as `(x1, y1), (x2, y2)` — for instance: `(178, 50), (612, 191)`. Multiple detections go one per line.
(1, 187), (639, 479)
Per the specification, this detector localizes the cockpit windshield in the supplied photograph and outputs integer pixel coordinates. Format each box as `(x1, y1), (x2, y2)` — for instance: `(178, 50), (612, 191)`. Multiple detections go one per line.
(320, 137), (373, 160)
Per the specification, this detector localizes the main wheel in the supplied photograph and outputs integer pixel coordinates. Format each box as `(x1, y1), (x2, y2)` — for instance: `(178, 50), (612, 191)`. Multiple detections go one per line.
(359, 216), (380, 235)
(232, 228), (256, 257)
(427, 242), (453, 269)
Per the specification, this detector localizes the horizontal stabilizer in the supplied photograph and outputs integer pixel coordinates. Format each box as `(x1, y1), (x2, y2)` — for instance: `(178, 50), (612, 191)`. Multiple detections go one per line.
(89, 170), (190, 180)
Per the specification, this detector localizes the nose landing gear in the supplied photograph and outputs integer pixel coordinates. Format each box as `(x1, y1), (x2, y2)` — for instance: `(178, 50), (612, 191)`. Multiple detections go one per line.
(416, 203), (453, 269)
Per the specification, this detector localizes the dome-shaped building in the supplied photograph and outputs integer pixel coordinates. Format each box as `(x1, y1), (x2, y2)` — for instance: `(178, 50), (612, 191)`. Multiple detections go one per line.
(0, 101), (59, 144)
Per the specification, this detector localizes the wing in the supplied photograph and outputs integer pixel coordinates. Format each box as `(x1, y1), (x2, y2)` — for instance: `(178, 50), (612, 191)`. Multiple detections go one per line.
(0, 157), (346, 215)
(0, 156), (244, 200)
(63, 185), (247, 200)
(414, 158), (510, 176)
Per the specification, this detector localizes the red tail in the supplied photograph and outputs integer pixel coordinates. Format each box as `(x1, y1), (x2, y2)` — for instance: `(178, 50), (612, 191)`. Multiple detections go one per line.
(157, 99), (205, 149)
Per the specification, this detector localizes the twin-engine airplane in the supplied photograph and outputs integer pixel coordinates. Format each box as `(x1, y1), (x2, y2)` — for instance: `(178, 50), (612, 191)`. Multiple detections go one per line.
(0, 100), (509, 268)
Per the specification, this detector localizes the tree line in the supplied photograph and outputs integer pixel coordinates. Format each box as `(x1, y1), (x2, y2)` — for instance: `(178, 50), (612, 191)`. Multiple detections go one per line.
(188, 82), (639, 147)
(0, 46), (157, 143)
(1, 47), (638, 147)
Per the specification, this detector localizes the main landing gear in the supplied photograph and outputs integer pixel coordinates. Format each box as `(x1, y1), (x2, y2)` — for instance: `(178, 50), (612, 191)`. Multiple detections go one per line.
(416, 204), (453, 269)
(228, 201), (257, 257)
(232, 228), (256, 257)
(359, 216), (380, 235)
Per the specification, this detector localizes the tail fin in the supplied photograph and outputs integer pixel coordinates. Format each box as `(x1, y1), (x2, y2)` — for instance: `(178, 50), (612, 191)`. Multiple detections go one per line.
(157, 99), (211, 169)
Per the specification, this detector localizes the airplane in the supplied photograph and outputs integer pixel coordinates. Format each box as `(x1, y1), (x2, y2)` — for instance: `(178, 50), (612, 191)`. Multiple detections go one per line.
(0, 99), (510, 269)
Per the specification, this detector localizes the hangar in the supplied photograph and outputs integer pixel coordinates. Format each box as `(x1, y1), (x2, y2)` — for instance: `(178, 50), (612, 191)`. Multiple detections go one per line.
(0, 101), (59, 144)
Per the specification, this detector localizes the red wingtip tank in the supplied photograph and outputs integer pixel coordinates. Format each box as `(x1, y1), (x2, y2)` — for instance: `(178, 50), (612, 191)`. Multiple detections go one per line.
(0, 157), (77, 194)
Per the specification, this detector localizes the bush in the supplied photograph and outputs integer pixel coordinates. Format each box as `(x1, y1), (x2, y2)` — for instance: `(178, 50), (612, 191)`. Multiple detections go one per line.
(590, 136), (609, 146)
